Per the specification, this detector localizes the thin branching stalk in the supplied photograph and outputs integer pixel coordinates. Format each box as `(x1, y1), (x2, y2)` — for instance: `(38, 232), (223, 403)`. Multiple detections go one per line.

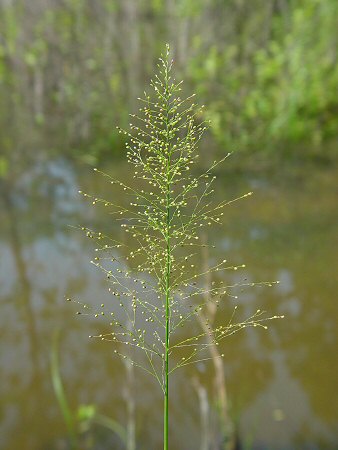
(69, 44), (283, 450)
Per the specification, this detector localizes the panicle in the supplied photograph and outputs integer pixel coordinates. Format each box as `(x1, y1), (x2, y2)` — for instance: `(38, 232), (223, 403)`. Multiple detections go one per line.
(67, 45), (283, 390)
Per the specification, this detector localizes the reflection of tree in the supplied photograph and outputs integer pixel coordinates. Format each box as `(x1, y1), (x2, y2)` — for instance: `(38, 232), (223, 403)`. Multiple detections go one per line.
(276, 221), (338, 427)
(1, 162), (337, 449)
(215, 171), (338, 438)
(0, 180), (48, 449)
(188, 233), (280, 450)
(1, 183), (41, 374)
(182, 302), (276, 449)
(224, 332), (275, 414)
(0, 162), (139, 449)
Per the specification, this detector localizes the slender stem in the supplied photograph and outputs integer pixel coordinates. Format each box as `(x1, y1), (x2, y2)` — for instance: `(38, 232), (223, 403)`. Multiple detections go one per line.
(164, 56), (171, 450)
(164, 201), (170, 450)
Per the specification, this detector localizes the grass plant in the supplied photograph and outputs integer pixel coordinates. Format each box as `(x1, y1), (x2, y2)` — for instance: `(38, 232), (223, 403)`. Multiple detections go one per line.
(70, 44), (283, 450)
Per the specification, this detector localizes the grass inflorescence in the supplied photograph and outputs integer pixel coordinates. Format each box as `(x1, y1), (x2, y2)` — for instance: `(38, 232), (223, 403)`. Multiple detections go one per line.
(68, 44), (283, 450)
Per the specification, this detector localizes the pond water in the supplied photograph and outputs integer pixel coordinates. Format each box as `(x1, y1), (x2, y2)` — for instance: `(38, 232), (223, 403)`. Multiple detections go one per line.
(0, 155), (337, 450)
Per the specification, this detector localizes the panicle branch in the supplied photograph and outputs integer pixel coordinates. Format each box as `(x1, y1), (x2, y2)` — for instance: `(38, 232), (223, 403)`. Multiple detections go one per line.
(68, 46), (283, 390)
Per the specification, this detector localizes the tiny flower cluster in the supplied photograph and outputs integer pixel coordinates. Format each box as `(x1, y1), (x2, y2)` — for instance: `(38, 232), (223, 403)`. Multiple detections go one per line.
(68, 45), (283, 393)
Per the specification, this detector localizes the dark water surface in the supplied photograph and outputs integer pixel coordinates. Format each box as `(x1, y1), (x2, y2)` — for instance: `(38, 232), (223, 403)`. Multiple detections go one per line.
(1, 157), (337, 450)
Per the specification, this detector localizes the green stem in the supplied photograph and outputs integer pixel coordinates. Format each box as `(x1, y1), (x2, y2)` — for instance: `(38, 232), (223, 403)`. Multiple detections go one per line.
(164, 225), (170, 450)
(164, 171), (171, 449)
(164, 57), (171, 450)
(164, 164), (171, 449)
(50, 330), (78, 450)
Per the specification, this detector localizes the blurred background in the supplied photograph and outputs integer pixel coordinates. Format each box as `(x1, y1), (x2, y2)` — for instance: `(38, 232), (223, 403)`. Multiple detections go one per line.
(0, 1), (337, 449)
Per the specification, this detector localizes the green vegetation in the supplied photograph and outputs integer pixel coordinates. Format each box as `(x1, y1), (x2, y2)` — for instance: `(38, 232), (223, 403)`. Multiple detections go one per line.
(0, 0), (337, 164)
(191, 0), (338, 156)
(51, 331), (128, 449)
(72, 46), (282, 450)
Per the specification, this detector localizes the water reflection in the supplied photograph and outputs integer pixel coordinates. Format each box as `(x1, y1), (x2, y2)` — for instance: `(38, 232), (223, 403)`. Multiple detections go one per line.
(0, 158), (337, 449)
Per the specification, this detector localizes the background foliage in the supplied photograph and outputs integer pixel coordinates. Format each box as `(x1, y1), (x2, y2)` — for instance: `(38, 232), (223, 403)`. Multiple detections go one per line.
(0, 0), (337, 168)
